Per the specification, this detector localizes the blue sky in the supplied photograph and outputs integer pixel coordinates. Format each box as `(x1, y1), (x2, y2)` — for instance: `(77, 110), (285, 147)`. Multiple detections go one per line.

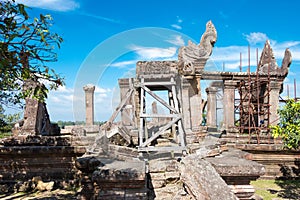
(13, 0), (300, 121)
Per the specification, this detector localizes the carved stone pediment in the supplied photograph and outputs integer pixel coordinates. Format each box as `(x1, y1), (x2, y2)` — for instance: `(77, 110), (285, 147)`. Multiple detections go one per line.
(279, 48), (292, 77)
(178, 21), (217, 76)
(258, 40), (279, 74)
(257, 40), (292, 77)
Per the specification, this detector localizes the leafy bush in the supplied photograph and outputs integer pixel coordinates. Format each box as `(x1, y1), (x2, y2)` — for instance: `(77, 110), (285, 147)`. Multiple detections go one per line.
(271, 99), (300, 149)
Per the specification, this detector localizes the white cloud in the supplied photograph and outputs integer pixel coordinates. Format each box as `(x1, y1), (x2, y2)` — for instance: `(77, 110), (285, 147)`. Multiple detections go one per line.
(78, 12), (121, 24)
(276, 41), (300, 48)
(46, 85), (112, 121)
(48, 86), (74, 104)
(211, 38), (300, 70)
(176, 16), (183, 23)
(222, 62), (242, 70)
(273, 41), (300, 60)
(170, 16), (183, 30)
(15, 0), (79, 11)
(95, 86), (111, 94)
(244, 32), (269, 45)
(171, 24), (182, 30)
(129, 45), (177, 59)
(166, 35), (185, 46)
(213, 46), (247, 62)
(109, 60), (137, 68)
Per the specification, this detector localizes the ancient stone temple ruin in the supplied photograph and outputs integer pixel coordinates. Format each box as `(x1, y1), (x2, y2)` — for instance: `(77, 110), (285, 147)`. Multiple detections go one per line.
(93, 21), (218, 153)
(0, 20), (293, 199)
(74, 20), (291, 200)
(89, 20), (291, 153)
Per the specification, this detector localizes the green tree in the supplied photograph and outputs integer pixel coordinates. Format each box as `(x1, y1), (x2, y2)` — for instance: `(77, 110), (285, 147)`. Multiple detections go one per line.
(0, 104), (21, 133)
(0, 0), (64, 107)
(271, 99), (300, 149)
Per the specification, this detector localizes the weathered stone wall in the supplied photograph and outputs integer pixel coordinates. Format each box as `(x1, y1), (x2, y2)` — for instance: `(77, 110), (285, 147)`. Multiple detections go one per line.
(0, 136), (85, 193)
(76, 157), (148, 200)
(147, 158), (183, 199)
(76, 133), (265, 200)
(234, 144), (300, 179)
(221, 134), (300, 179)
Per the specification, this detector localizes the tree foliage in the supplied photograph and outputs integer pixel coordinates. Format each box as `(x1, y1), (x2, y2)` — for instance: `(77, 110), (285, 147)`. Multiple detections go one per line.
(0, 104), (21, 133)
(271, 99), (300, 149)
(0, 0), (64, 107)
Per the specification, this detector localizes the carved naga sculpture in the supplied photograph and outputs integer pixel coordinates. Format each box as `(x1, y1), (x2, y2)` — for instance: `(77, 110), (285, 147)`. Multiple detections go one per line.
(199, 20), (217, 56)
(178, 20), (217, 75)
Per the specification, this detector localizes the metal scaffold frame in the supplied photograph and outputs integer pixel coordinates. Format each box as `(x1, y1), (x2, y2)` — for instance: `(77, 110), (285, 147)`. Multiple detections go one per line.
(235, 47), (272, 144)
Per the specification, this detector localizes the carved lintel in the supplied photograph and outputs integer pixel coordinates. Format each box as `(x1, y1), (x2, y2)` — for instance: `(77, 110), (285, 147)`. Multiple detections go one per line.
(136, 61), (178, 76)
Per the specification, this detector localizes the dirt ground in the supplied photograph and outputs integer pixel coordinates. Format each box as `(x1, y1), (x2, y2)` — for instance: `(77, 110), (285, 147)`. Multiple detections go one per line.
(0, 189), (77, 200)
(2, 179), (300, 200)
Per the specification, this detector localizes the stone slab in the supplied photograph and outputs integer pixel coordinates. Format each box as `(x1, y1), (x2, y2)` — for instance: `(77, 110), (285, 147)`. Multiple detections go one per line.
(92, 159), (145, 188)
(180, 154), (238, 200)
(205, 149), (265, 177)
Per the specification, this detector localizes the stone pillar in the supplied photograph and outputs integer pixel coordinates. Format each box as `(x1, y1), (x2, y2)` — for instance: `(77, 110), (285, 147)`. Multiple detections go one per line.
(20, 79), (52, 136)
(151, 101), (158, 123)
(190, 76), (202, 131)
(181, 78), (191, 131)
(206, 87), (218, 129)
(190, 94), (202, 131)
(269, 81), (281, 125)
(118, 78), (133, 126)
(223, 80), (236, 131)
(83, 84), (95, 126)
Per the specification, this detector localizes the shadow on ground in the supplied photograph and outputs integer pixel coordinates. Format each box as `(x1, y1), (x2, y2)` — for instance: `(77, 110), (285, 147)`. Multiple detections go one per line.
(0, 190), (77, 200)
(274, 179), (300, 199)
(275, 158), (300, 199)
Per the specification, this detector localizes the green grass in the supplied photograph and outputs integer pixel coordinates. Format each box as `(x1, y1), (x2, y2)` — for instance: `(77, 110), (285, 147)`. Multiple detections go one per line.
(251, 179), (300, 200)
(0, 132), (12, 139)
(251, 179), (281, 199)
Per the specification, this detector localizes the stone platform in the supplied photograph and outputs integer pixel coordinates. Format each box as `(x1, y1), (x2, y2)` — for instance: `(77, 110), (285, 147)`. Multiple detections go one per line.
(76, 156), (147, 199)
(221, 134), (300, 179)
(206, 149), (265, 200)
(76, 134), (265, 200)
(0, 136), (85, 193)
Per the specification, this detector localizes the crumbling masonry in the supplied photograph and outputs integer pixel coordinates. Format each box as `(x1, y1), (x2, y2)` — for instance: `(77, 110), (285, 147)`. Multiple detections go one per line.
(75, 20), (292, 200)
(90, 20), (291, 153)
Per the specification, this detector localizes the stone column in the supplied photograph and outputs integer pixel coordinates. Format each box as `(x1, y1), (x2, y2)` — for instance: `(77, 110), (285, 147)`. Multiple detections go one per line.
(206, 87), (218, 129)
(269, 81), (281, 125)
(190, 76), (202, 131)
(83, 84), (95, 126)
(190, 95), (202, 131)
(118, 78), (133, 126)
(181, 78), (191, 131)
(151, 101), (158, 124)
(223, 80), (236, 131)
